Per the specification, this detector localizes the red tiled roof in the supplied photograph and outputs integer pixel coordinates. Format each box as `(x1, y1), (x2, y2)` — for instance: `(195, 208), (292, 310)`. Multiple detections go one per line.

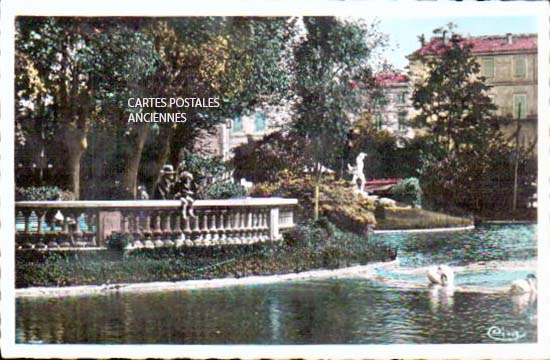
(412, 34), (537, 57)
(375, 73), (409, 85)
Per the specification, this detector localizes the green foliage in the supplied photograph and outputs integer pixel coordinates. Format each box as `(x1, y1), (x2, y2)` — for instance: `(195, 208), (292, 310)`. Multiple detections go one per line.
(410, 26), (508, 213)
(15, 186), (74, 201)
(287, 218), (392, 268)
(232, 132), (306, 182)
(15, 17), (296, 198)
(251, 177), (376, 231)
(390, 178), (422, 207)
(178, 152), (246, 199)
(203, 182), (247, 199)
(107, 232), (134, 251)
(15, 18), (160, 197)
(291, 18), (385, 175)
(183, 152), (228, 183)
(16, 222), (394, 288)
(411, 29), (498, 150)
(346, 113), (424, 179)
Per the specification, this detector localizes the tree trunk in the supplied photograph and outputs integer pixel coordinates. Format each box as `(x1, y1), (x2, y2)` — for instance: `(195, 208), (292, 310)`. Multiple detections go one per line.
(314, 182), (320, 221)
(122, 125), (151, 199)
(151, 125), (176, 196)
(63, 127), (88, 200)
(313, 164), (322, 221)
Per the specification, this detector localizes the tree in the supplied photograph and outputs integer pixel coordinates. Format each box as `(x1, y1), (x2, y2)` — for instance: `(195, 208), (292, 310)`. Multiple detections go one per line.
(290, 17), (385, 219)
(15, 18), (159, 198)
(16, 17), (296, 199)
(119, 17), (297, 198)
(410, 26), (503, 212)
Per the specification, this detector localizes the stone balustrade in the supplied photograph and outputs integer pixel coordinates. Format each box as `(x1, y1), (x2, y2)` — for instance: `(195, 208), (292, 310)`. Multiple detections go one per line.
(15, 198), (298, 250)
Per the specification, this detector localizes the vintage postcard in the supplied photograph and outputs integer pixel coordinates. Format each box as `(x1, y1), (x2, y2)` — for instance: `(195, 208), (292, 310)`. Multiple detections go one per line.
(1, 0), (549, 358)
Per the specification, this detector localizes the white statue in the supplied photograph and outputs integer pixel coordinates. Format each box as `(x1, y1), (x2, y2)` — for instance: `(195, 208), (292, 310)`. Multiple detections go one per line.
(347, 152), (367, 192)
(240, 178), (253, 192)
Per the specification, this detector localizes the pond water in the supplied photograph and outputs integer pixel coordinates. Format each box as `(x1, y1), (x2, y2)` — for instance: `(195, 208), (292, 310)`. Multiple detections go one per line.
(16, 223), (537, 344)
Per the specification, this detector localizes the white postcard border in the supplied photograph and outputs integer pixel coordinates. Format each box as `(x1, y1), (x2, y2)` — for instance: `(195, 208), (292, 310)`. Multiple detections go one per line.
(1, 1), (549, 358)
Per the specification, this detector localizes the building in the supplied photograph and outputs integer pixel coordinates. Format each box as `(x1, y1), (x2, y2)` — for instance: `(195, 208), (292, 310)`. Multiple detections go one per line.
(408, 33), (538, 147)
(195, 102), (292, 160)
(373, 73), (415, 138)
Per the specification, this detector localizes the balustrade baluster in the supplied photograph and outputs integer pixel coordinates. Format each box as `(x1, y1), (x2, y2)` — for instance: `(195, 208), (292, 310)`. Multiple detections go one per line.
(210, 211), (219, 243)
(18, 209), (33, 249)
(85, 210), (98, 247)
(255, 211), (262, 243)
(233, 210), (241, 244)
(183, 214), (193, 246)
(173, 213), (184, 247)
(131, 211), (144, 248)
(54, 210), (69, 248)
(162, 211), (175, 247)
(202, 211), (211, 244)
(259, 209), (266, 241)
(152, 211), (164, 247)
(34, 209), (47, 248)
(229, 209), (238, 244)
(239, 210), (247, 244)
(218, 210), (227, 244)
(143, 211), (155, 249)
(22, 209), (31, 233)
(15, 199), (296, 251)
(189, 210), (200, 244)
(72, 210), (86, 247)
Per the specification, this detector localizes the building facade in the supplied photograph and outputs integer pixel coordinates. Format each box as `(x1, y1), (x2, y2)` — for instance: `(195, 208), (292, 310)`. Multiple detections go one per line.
(195, 102), (292, 160)
(374, 73), (415, 139)
(408, 33), (538, 147)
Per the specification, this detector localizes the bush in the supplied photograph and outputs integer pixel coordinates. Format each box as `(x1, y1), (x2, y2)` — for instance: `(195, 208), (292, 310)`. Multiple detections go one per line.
(16, 219), (395, 288)
(179, 151), (245, 200)
(15, 186), (74, 201)
(203, 182), (246, 199)
(390, 177), (422, 207)
(107, 233), (134, 251)
(232, 132), (306, 183)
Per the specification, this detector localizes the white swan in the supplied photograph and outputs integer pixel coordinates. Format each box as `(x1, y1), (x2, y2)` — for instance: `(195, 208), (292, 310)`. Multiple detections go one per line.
(427, 265), (454, 286)
(510, 274), (536, 294)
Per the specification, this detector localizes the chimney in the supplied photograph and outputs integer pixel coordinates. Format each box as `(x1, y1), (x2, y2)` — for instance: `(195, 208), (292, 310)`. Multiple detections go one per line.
(442, 30), (448, 45)
(506, 33), (513, 45)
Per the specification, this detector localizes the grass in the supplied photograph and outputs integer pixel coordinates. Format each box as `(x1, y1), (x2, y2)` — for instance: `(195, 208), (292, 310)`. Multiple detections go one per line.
(375, 207), (473, 230)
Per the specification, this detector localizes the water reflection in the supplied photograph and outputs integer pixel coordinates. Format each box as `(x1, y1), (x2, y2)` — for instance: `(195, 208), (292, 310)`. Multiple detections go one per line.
(16, 279), (537, 344)
(16, 223), (537, 344)
(427, 285), (455, 313)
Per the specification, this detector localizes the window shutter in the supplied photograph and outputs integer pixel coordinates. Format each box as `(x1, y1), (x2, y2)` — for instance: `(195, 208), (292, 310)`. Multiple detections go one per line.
(482, 58), (494, 78)
(232, 115), (243, 132)
(514, 57), (526, 78)
(513, 94), (527, 119)
(254, 112), (266, 132)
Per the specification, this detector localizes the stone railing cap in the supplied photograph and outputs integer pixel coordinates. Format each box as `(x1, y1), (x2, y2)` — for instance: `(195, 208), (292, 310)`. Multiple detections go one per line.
(16, 197), (298, 209)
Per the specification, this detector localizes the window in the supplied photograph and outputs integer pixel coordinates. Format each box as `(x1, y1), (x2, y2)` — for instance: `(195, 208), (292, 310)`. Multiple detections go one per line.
(232, 115), (243, 132)
(254, 112), (266, 132)
(514, 56), (527, 78)
(375, 113), (383, 130)
(513, 94), (527, 119)
(398, 112), (407, 131)
(481, 58), (495, 78)
(396, 92), (407, 104)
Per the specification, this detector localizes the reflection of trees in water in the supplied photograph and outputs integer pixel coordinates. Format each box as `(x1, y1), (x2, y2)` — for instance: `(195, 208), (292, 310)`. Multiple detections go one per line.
(377, 224), (536, 267)
(16, 281), (537, 344)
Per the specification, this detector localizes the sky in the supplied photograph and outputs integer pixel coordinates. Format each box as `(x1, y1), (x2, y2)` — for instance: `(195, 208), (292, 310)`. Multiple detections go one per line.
(376, 16), (538, 70)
